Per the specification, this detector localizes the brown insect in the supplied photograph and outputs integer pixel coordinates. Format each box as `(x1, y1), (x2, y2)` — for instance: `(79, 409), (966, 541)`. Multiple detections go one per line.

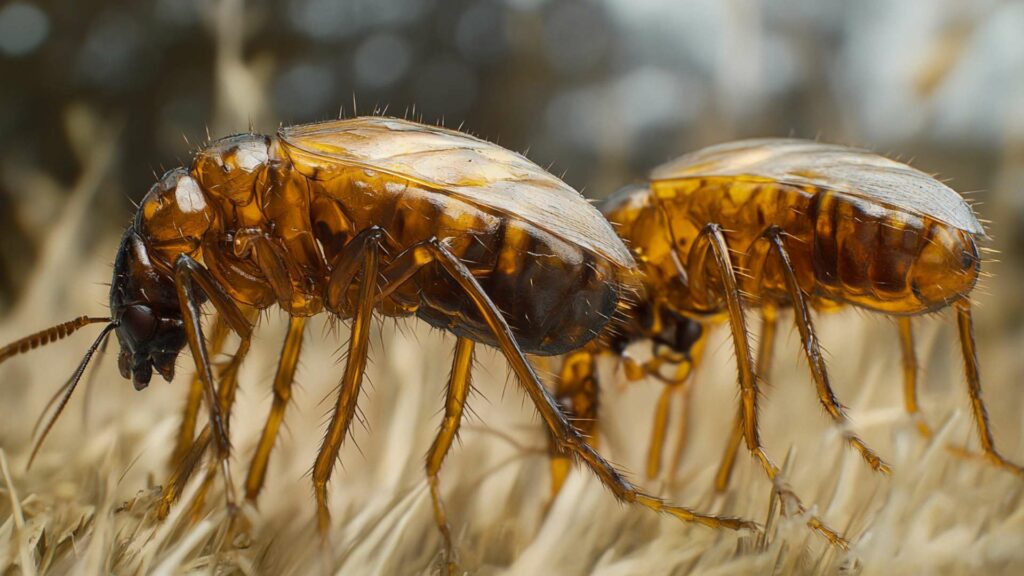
(0, 117), (758, 568)
(549, 139), (1020, 545)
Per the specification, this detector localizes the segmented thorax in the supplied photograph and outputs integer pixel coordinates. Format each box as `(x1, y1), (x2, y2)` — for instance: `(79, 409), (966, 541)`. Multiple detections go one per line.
(604, 139), (982, 317)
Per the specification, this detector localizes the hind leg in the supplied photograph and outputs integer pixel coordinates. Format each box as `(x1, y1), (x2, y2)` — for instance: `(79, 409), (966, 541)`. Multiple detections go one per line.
(359, 238), (758, 533)
(954, 300), (1024, 476)
(426, 337), (475, 571)
(424, 240), (757, 532)
(898, 318), (933, 438)
(762, 228), (889, 475)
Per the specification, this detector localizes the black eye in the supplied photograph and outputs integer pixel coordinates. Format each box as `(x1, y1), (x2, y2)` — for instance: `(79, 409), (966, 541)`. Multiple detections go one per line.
(124, 305), (158, 342)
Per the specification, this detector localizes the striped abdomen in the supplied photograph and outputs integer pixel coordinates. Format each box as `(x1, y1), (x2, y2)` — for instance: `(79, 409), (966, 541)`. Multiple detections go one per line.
(617, 178), (980, 316)
(309, 168), (622, 356)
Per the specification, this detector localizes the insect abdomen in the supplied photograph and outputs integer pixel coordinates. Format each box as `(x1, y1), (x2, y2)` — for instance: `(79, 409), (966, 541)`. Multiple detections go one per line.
(653, 179), (980, 315)
(313, 169), (621, 356)
(807, 191), (980, 314)
(412, 199), (620, 356)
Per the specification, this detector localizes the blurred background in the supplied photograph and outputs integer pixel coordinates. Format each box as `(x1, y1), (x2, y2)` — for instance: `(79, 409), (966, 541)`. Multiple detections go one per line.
(1, 1), (1023, 573)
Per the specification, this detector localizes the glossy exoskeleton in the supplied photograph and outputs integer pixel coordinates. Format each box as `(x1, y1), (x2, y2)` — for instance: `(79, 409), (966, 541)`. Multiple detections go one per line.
(549, 139), (1016, 546)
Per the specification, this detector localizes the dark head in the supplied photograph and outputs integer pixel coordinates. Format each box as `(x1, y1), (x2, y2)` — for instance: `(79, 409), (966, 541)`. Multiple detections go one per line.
(110, 229), (188, 390)
(607, 296), (706, 383)
(0, 230), (182, 466)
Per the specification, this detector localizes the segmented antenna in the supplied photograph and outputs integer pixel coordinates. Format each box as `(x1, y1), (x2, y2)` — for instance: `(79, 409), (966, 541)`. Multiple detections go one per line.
(0, 316), (111, 365)
(28, 322), (117, 469)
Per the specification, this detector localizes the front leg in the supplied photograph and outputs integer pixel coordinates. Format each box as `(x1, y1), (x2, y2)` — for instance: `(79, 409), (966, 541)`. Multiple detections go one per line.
(172, 255), (253, 513)
(168, 314), (228, 470)
(548, 346), (600, 498)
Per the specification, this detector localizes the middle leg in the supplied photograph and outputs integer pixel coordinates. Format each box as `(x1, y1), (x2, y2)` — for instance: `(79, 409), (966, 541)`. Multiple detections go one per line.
(245, 315), (308, 502)
(311, 227), (383, 535)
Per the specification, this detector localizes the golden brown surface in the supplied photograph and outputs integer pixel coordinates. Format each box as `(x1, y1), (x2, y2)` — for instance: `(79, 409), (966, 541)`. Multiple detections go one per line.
(609, 139), (981, 317)
(280, 117), (635, 268)
(650, 139), (983, 235)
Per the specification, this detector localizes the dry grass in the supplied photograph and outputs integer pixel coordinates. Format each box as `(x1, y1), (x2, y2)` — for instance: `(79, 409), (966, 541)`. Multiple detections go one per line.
(0, 169), (1023, 575)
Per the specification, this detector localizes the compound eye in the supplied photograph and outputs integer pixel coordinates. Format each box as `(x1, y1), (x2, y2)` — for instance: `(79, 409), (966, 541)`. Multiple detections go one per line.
(124, 305), (158, 342)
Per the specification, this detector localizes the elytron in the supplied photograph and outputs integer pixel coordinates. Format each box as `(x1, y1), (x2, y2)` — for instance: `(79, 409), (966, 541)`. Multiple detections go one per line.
(549, 139), (1020, 543)
(0, 117), (757, 568)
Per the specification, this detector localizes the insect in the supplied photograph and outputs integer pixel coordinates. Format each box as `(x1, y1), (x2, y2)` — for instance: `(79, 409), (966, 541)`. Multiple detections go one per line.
(548, 138), (1020, 543)
(0, 117), (758, 568)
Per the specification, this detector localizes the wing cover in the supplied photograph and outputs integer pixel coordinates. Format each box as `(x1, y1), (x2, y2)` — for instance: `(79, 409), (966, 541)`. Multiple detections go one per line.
(651, 138), (984, 235)
(279, 117), (634, 267)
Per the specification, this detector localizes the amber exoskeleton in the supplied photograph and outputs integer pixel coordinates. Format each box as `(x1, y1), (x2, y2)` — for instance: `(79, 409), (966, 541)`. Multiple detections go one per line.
(549, 139), (1017, 545)
(0, 118), (759, 567)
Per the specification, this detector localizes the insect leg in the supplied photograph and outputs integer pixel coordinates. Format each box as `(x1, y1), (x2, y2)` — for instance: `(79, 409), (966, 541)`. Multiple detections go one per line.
(245, 315), (307, 502)
(685, 223), (761, 453)
(174, 255), (255, 512)
(157, 425), (212, 520)
(421, 240), (757, 532)
(686, 225), (846, 546)
(667, 334), (707, 482)
(898, 317), (932, 437)
(549, 347), (599, 497)
(715, 305), (777, 492)
(646, 348), (695, 480)
(312, 228), (382, 535)
(169, 314), (229, 469)
(955, 300), (1024, 476)
(426, 337), (474, 571)
(158, 310), (257, 519)
(177, 319), (254, 529)
(763, 229), (889, 475)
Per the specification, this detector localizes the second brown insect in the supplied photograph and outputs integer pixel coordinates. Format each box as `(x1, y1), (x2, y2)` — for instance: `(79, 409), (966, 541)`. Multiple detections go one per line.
(549, 138), (1021, 545)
